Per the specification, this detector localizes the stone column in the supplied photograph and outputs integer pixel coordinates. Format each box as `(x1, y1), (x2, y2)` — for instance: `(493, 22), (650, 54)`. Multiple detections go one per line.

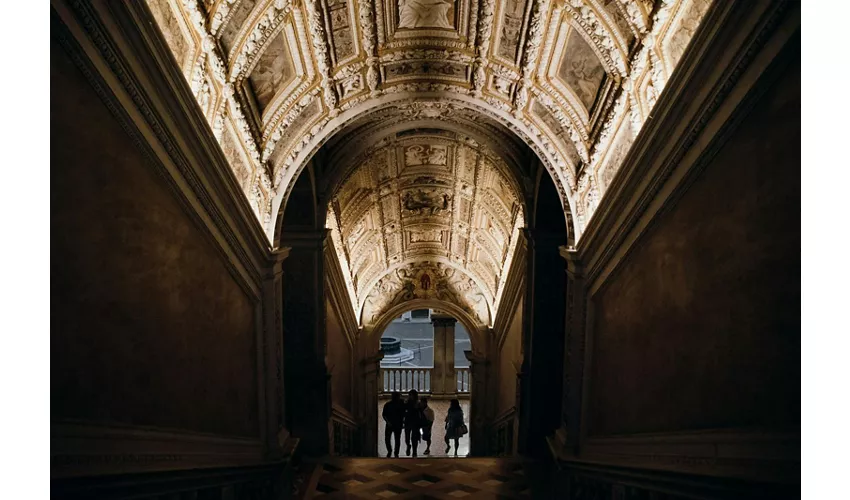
(432, 316), (457, 395)
(465, 349), (490, 456)
(517, 228), (567, 456)
(358, 350), (384, 456)
(560, 246), (586, 456)
(262, 247), (291, 458)
(281, 230), (330, 456)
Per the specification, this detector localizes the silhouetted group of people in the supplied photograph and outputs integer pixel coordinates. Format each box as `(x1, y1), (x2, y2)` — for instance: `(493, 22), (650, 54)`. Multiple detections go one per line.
(382, 390), (466, 458)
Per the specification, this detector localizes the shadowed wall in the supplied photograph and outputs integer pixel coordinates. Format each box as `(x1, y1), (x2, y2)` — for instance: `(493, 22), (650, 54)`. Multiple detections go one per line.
(326, 296), (353, 412)
(51, 37), (259, 437)
(588, 54), (800, 436)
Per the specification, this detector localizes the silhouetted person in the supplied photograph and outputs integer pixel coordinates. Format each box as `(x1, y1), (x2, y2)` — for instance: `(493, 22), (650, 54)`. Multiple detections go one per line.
(382, 391), (405, 458)
(444, 398), (465, 456)
(420, 397), (435, 455)
(403, 389), (423, 457)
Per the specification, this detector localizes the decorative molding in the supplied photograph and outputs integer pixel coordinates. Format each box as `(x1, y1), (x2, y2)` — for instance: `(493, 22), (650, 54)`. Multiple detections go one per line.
(513, 0), (550, 116)
(471, 0), (495, 96)
(304, 0), (339, 117)
(54, 0), (271, 296)
(357, 0), (381, 95)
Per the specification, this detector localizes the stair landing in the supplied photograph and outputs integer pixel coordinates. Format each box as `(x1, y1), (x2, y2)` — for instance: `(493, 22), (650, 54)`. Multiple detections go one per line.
(296, 457), (540, 499)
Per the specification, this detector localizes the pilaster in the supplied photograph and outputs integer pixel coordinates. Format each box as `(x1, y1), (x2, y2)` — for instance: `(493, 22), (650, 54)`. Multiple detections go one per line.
(465, 349), (491, 456)
(280, 229), (330, 456)
(358, 350), (384, 456)
(432, 316), (457, 396)
(263, 247), (291, 458)
(552, 245), (586, 458)
(517, 228), (567, 456)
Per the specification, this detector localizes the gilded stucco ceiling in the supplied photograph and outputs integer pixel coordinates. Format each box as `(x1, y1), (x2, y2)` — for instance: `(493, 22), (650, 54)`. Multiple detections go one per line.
(147, 0), (713, 324)
(326, 130), (524, 326)
(147, 0), (714, 240)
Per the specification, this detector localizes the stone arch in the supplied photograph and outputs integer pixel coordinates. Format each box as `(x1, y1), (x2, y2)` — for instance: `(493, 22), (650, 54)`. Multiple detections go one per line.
(366, 299), (487, 357)
(269, 92), (578, 247)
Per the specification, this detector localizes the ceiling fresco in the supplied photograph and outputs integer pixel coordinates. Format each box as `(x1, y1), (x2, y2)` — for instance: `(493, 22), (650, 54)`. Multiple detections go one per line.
(327, 131), (524, 326)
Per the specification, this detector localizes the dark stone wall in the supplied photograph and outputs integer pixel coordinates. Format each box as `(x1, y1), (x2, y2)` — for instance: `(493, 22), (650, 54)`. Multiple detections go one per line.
(588, 56), (800, 436)
(51, 38), (259, 437)
(326, 296), (353, 412)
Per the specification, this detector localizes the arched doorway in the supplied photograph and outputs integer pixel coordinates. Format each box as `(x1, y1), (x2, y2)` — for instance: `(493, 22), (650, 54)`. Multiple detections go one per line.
(356, 299), (489, 457)
(376, 308), (472, 457)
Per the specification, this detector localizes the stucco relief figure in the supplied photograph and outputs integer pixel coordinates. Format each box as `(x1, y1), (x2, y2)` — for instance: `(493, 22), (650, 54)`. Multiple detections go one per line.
(402, 190), (451, 216)
(398, 0), (454, 29)
(405, 145), (448, 166)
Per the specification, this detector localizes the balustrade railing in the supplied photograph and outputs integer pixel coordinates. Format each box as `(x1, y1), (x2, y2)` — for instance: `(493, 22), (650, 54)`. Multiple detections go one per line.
(456, 367), (470, 393)
(490, 407), (516, 456)
(330, 405), (360, 456)
(381, 367), (431, 394)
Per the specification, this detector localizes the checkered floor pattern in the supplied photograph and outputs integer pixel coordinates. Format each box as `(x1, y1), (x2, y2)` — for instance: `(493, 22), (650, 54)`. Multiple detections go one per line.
(297, 457), (536, 499)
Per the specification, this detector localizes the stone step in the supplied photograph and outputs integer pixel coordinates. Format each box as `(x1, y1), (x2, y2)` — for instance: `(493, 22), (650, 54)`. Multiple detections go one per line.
(296, 456), (546, 499)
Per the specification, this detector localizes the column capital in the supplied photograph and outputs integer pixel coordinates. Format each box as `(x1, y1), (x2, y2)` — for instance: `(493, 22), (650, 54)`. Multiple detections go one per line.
(265, 246), (291, 278)
(464, 349), (489, 366)
(432, 317), (457, 327)
(559, 245), (584, 279)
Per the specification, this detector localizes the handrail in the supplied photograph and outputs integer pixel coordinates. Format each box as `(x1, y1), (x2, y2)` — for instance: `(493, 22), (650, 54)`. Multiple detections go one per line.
(491, 406), (516, 456)
(330, 405), (359, 456)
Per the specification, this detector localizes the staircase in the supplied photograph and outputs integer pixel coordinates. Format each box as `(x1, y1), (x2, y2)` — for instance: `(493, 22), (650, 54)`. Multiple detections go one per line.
(294, 457), (547, 499)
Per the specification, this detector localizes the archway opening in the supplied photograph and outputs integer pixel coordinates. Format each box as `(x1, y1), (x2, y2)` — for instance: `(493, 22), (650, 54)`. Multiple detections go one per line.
(377, 308), (471, 458)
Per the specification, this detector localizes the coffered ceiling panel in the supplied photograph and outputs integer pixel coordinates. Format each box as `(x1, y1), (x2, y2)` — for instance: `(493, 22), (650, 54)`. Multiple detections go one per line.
(148, 0), (716, 244)
(328, 130), (523, 326)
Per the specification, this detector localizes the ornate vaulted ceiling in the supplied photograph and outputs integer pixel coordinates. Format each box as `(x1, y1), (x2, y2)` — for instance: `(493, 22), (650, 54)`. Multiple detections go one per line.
(327, 130), (524, 326)
(146, 0), (713, 324)
(147, 0), (713, 238)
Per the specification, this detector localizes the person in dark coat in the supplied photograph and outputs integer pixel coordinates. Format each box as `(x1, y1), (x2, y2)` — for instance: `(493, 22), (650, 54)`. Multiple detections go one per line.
(382, 391), (405, 457)
(403, 389), (423, 457)
(419, 397), (435, 455)
(444, 398), (466, 456)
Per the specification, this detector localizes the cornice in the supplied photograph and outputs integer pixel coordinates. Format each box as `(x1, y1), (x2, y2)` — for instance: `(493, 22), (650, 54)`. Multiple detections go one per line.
(575, 0), (798, 286)
(323, 237), (359, 345)
(53, 0), (274, 294)
(493, 231), (527, 348)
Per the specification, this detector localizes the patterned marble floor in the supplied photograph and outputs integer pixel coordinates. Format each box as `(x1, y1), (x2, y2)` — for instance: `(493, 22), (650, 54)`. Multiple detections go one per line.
(297, 457), (537, 499)
(378, 399), (471, 458)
